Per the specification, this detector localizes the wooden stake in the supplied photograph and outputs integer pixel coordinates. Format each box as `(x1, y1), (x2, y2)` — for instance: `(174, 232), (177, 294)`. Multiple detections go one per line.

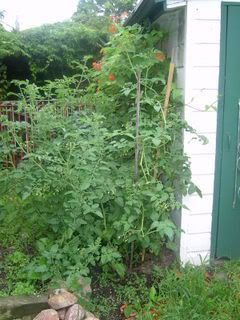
(153, 54), (175, 179)
(163, 59), (175, 118)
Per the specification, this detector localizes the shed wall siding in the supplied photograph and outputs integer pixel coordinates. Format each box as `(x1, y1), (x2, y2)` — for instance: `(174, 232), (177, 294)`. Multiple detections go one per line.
(166, 0), (186, 9)
(155, 8), (186, 255)
(155, 8), (186, 89)
(155, 0), (240, 264)
(155, 1), (221, 264)
(181, 0), (222, 264)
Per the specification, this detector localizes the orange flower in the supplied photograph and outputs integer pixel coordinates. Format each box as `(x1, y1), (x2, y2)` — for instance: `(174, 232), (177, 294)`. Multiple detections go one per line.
(108, 23), (117, 33)
(108, 73), (115, 81)
(92, 61), (102, 71)
(155, 51), (165, 62)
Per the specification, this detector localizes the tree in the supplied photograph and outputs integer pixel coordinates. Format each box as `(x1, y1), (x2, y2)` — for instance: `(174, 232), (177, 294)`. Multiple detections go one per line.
(21, 21), (107, 82)
(0, 23), (27, 98)
(73, 0), (137, 20)
(0, 0), (137, 99)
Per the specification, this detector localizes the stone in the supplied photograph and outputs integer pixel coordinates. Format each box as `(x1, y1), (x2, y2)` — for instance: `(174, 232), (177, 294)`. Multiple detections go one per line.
(65, 304), (86, 320)
(85, 311), (99, 320)
(0, 294), (48, 319)
(85, 311), (94, 317)
(57, 308), (66, 320)
(48, 289), (77, 310)
(33, 309), (59, 320)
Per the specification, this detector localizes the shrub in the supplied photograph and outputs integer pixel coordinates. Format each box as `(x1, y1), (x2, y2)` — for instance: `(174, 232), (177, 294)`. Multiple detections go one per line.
(0, 25), (203, 290)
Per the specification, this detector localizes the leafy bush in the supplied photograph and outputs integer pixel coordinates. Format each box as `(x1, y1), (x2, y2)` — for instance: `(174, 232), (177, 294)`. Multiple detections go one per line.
(0, 0), (136, 99)
(0, 21), (107, 99)
(0, 25), (203, 291)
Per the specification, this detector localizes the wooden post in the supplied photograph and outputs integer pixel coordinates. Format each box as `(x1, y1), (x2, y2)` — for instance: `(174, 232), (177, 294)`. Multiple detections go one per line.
(163, 57), (175, 118)
(153, 53), (175, 179)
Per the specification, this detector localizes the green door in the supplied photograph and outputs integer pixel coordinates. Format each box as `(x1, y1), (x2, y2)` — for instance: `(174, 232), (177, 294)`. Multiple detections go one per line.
(213, 3), (240, 259)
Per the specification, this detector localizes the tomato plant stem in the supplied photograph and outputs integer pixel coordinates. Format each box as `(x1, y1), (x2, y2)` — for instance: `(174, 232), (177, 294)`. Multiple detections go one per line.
(134, 70), (141, 181)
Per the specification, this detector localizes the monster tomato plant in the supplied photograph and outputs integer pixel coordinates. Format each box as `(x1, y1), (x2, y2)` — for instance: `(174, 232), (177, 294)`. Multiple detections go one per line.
(0, 25), (203, 291)
(88, 25), (203, 264)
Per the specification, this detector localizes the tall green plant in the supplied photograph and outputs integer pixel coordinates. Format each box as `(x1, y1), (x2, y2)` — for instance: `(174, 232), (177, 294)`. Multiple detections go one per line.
(0, 25), (204, 290)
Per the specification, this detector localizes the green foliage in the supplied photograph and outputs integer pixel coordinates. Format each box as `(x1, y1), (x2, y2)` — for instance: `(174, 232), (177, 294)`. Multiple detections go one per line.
(0, 0), (136, 99)
(0, 29), (24, 59)
(20, 21), (107, 83)
(0, 250), (35, 296)
(86, 262), (240, 319)
(0, 27), (26, 97)
(0, 25), (203, 294)
(122, 263), (240, 320)
(0, 22), (107, 99)
(74, 0), (136, 19)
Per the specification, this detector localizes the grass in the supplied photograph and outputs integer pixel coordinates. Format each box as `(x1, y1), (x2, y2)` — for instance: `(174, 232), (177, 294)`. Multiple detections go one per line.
(90, 262), (240, 320)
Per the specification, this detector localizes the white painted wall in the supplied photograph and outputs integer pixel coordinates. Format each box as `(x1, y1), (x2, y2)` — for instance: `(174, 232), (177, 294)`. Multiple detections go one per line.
(180, 0), (222, 265)
(155, 0), (240, 264)
(180, 0), (240, 265)
(156, 1), (220, 264)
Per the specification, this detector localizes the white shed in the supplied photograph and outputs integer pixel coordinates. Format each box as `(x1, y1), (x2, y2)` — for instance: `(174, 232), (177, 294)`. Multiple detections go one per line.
(127, 0), (240, 264)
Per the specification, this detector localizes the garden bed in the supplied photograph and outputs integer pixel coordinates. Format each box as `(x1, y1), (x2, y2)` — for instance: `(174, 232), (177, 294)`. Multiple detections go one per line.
(1, 257), (240, 319)
(91, 261), (240, 319)
(0, 21), (239, 320)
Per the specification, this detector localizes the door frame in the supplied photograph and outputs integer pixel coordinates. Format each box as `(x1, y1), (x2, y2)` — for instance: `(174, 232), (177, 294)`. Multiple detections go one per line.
(211, 1), (240, 259)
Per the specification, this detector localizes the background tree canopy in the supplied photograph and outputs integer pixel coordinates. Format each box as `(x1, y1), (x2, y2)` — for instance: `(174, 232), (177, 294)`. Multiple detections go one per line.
(74, 0), (136, 18)
(0, 0), (136, 99)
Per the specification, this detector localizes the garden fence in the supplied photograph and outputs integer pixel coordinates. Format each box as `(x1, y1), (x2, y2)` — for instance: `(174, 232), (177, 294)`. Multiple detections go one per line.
(0, 100), (80, 168)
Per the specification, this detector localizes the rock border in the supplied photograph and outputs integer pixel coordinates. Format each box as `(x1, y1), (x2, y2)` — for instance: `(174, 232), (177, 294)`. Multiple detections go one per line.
(34, 289), (99, 320)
